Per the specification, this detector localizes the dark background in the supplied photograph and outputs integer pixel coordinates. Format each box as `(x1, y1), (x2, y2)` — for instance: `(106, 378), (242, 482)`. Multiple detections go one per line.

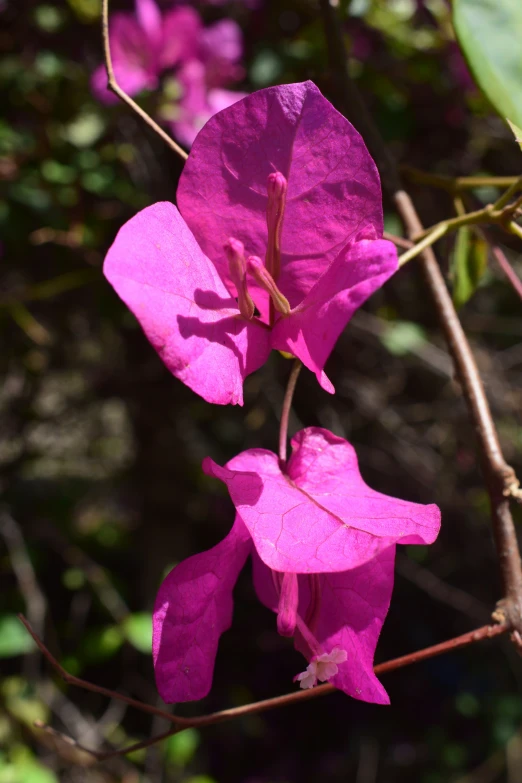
(2, 1), (522, 781)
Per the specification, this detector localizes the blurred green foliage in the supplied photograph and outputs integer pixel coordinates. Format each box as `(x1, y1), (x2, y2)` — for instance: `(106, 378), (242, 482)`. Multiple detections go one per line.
(1, 0), (522, 782)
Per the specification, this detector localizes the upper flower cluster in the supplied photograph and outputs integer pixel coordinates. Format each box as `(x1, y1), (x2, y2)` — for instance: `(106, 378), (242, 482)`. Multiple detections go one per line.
(92, 0), (246, 146)
(104, 81), (398, 404)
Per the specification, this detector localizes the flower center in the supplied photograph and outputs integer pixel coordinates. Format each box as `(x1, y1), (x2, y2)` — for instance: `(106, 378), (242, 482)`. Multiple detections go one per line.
(224, 172), (289, 325)
(294, 648), (348, 690)
(272, 570), (347, 690)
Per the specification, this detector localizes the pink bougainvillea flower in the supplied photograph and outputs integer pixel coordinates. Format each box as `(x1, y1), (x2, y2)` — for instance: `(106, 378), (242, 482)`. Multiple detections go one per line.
(92, 0), (201, 104)
(104, 82), (398, 405)
(153, 428), (440, 704)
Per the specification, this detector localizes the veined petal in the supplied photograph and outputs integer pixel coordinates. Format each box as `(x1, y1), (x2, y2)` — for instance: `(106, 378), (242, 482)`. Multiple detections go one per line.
(104, 202), (271, 405)
(153, 516), (251, 703)
(252, 550), (394, 704)
(177, 81), (383, 310)
(287, 428), (441, 544)
(271, 239), (398, 393)
(203, 428), (440, 573)
(311, 548), (396, 705)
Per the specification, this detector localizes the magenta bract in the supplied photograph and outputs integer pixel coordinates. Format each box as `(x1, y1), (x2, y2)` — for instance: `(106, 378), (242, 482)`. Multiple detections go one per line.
(104, 82), (398, 404)
(153, 427), (440, 705)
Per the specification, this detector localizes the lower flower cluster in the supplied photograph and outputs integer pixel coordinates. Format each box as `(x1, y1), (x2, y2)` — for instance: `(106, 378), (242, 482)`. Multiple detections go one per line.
(152, 428), (440, 705)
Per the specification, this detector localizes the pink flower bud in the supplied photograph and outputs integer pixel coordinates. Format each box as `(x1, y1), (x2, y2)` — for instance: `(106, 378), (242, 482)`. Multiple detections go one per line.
(224, 237), (255, 320)
(265, 171), (287, 281)
(247, 256), (291, 317)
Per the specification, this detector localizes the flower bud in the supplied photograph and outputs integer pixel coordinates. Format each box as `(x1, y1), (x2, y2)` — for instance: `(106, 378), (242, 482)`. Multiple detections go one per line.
(224, 237), (255, 320)
(247, 256), (291, 317)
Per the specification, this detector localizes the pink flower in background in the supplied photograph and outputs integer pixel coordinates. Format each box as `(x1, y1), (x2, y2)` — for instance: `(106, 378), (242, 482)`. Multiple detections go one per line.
(152, 428), (441, 704)
(92, 0), (200, 103)
(92, 0), (246, 145)
(168, 21), (247, 146)
(104, 82), (398, 405)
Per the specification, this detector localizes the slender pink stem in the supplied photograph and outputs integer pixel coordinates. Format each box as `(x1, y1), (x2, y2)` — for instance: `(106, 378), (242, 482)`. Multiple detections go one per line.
(490, 243), (522, 302)
(278, 359), (302, 464)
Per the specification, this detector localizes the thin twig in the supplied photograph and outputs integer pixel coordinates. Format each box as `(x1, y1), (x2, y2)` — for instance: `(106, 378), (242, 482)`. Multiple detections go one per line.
(475, 227), (522, 303)
(102, 0), (188, 161)
(319, 0), (522, 630)
(1, 513), (47, 640)
(278, 359), (302, 464)
(19, 615), (179, 724)
(398, 223), (447, 266)
(401, 166), (520, 192)
(396, 554), (490, 623)
(490, 244), (522, 301)
(38, 524), (129, 623)
(27, 617), (508, 762)
(411, 195), (522, 244)
(382, 231), (413, 250)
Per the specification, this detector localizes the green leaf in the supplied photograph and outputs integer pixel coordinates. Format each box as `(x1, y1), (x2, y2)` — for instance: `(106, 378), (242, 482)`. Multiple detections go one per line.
(185, 777), (218, 783)
(453, 0), (522, 127)
(62, 111), (105, 148)
(79, 626), (123, 663)
(14, 760), (59, 783)
(250, 51), (282, 87)
(1, 678), (49, 726)
(507, 119), (522, 151)
(66, 0), (101, 22)
(451, 228), (488, 309)
(0, 616), (35, 658)
(380, 321), (427, 356)
(165, 729), (200, 767)
(122, 612), (152, 654)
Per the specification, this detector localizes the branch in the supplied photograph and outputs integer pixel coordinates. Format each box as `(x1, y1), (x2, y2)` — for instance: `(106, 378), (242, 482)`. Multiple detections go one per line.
(402, 166), (521, 193)
(1, 513), (47, 640)
(398, 193), (522, 267)
(101, 0), (188, 161)
(475, 226), (522, 304)
(319, 0), (522, 630)
(22, 613), (508, 762)
(382, 231), (413, 250)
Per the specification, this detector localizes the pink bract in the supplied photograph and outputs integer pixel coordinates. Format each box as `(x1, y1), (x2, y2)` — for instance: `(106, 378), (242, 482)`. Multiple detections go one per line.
(153, 427), (441, 704)
(104, 82), (398, 404)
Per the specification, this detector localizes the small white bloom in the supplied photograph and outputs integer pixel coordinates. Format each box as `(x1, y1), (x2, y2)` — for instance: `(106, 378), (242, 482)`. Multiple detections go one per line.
(294, 648), (347, 689)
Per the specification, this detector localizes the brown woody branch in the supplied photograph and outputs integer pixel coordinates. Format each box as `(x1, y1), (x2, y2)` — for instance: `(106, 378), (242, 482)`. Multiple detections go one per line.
(21, 615), (507, 761)
(319, 0), (522, 631)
